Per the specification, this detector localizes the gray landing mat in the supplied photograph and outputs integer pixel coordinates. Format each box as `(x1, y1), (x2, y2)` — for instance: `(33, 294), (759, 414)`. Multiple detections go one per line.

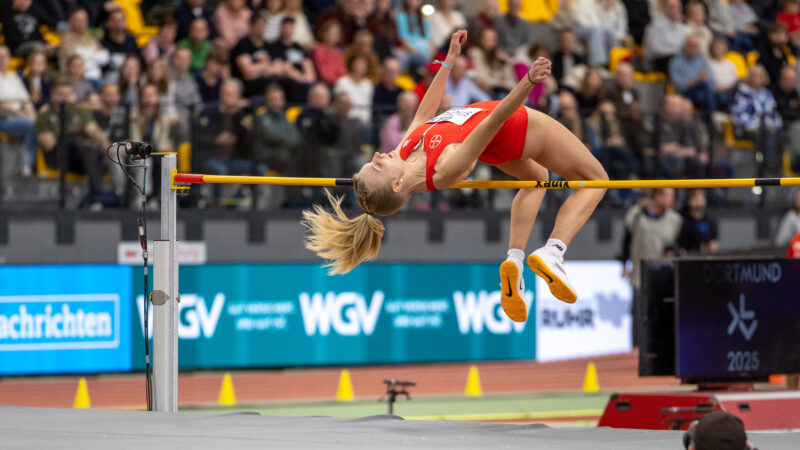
(1, 406), (799, 449)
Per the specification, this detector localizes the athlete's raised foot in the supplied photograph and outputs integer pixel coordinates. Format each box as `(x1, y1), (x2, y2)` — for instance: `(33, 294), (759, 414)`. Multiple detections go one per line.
(528, 248), (577, 304)
(499, 260), (527, 322)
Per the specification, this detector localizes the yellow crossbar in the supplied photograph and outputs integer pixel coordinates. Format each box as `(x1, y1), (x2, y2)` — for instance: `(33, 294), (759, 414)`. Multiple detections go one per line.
(172, 173), (800, 190)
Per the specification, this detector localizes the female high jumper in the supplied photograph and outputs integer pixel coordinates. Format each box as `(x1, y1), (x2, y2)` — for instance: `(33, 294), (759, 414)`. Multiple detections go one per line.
(303, 30), (608, 323)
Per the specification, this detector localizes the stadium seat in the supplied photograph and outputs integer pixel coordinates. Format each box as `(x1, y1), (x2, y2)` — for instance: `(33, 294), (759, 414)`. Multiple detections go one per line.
(609, 47), (632, 73)
(178, 141), (191, 173)
(40, 26), (61, 47)
(285, 106), (302, 123)
(115, 0), (159, 47)
(723, 121), (755, 150)
(724, 51), (748, 79)
(783, 152), (798, 177)
(395, 74), (416, 91)
(36, 148), (89, 182)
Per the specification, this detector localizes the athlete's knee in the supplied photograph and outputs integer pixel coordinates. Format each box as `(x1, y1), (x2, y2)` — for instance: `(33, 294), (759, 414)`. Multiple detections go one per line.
(532, 164), (548, 181)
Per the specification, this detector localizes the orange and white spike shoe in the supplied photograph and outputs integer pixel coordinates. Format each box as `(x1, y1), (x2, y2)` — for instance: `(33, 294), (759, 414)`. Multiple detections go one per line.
(500, 259), (528, 322)
(527, 248), (577, 304)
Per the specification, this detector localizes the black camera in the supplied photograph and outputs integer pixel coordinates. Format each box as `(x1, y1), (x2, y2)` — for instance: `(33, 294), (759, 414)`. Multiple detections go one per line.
(124, 141), (153, 160)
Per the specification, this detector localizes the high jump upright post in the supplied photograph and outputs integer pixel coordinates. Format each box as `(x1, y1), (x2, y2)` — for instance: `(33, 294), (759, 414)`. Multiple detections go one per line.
(152, 153), (179, 412)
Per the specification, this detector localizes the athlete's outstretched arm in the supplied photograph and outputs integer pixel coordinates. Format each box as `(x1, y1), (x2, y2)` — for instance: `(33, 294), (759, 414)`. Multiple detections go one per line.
(404, 30), (467, 132)
(437, 58), (551, 185)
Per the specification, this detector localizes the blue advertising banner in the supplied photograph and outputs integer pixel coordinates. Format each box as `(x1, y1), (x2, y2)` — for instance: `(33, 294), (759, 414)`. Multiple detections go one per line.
(0, 265), (132, 375)
(676, 259), (800, 379)
(131, 263), (536, 369)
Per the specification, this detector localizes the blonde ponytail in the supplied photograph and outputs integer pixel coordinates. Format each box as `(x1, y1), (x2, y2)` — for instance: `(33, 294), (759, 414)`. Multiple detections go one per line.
(302, 189), (385, 275)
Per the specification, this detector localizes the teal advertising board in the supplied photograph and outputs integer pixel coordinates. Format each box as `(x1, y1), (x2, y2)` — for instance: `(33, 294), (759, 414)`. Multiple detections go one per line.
(132, 263), (536, 369)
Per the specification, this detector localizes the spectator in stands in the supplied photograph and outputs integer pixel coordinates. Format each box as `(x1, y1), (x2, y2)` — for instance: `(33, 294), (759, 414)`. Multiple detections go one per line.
(117, 54), (142, 107)
(0, 45), (38, 177)
(213, 0), (252, 51)
(702, 0), (736, 41)
(774, 66), (800, 123)
(556, 0), (618, 68)
(589, 99), (638, 180)
(254, 83), (301, 175)
(513, 43), (556, 111)
(59, 8), (110, 86)
(35, 78), (110, 196)
(445, 56), (491, 107)
(396, 0), (434, 74)
(607, 62), (639, 119)
(344, 30), (380, 81)
(669, 36), (717, 112)
(296, 82), (340, 177)
(494, 0), (529, 58)
(22, 50), (52, 112)
(777, 0), (800, 47)
(331, 91), (368, 178)
(259, 0), (284, 44)
(64, 55), (99, 108)
(658, 94), (703, 178)
(468, 28), (514, 99)
(283, 0), (315, 50)
(93, 83), (129, 147)
(334, 54), (374, 124)
(622, 0), (650, 45)
(144, 59), (177, 120)
(643, 0), (688, 72)
(142, 20), (178, 65)
(380, 91), (418, 152)
(556, 90), (596, 150)
(686, 1), (713, 57)
(78, 0), (122, 28)
(728, 0), (760, 51)
(3, 0), (46, 57)
(575, 67), (606, 113)
(775, 189), (800, 245)
(174, 0), (218, 42)
(199, 79), (264, 202)
(312, 20), (348, 86)
(196, 49), (226, 104)
(551, 29), (585, 86)
(169, 48), (203, 121)
(708, 38), (738, 111)
(468, 0), (499, 38)
(430, 0), (467, 50)
(232, 13), (273, 97)
(758, 23), (792, 90)
(732, 64), (782, 173)
(621, 187), (682, 294)
(601, 0), (631, 45)
(268, 16), (316, 103)
(101, 10), (138, 82)
(178, 18), (213, 75)
(372, 57), (403, 124)
(131, 83), (174, 203)
(368, 0), (401, 60)
(677, 188), (718, 254)
(315, 0), (369, 46)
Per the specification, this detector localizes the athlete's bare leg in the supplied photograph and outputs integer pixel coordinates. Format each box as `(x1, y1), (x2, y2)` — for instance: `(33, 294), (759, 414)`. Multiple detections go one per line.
(497, 159), (548, 322)
(533, 126), (608, 246)
(497, 159), (549, 251)
(522, 115), (608, 304)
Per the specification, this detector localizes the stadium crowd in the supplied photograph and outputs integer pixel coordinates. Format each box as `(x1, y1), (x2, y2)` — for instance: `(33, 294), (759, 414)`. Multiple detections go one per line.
(0, 0), (799, 214)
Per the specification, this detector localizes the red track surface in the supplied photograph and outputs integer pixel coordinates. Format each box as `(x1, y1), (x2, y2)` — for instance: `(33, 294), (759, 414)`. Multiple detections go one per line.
(0, 351), (679, 409)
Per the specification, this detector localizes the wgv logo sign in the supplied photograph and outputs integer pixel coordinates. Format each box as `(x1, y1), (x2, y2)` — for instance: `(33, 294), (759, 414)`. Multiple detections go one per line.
(136, 293), (225, 339)
(299, 291), (383, 336)
(0, 294), (120, 351)
(453, 291), (527, 334)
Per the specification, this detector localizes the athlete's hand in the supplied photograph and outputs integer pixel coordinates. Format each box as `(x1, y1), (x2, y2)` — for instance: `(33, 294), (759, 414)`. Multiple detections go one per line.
(528, 57), (552, 85)
(444, 30), (467, 66)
